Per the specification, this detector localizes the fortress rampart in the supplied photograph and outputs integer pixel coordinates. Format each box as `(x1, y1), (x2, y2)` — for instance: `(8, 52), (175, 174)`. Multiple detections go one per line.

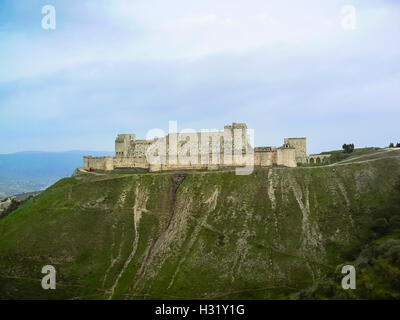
(83, 123), (310, 172)
(284, 138), (307, 164)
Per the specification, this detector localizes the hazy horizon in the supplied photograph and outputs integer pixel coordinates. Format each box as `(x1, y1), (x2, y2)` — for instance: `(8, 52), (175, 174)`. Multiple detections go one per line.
(0, 150), (114, 155)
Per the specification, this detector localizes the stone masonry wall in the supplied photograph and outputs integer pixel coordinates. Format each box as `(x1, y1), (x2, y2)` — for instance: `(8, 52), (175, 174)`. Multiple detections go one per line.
(284, 138), (307, 164)
(84, 156), (114, 170)
(83, 123), (303, 171)
(276, 148), (297, 167)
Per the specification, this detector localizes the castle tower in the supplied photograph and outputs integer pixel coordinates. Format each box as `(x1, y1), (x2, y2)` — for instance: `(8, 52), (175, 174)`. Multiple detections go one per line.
(224, 122), (249, 154)
(284, 137), (307, 164)
(115, 134), (136, 157)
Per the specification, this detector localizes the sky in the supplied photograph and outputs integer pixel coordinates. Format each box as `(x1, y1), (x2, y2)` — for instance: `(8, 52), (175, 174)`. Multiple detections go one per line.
(0, 0), (399, 154)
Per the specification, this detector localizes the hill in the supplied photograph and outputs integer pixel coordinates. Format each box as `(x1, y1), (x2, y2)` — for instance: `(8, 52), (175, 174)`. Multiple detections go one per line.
(0, 149), (399, 299)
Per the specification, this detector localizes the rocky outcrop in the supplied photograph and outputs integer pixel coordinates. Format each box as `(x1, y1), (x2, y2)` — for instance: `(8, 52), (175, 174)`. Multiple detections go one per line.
(0, 198), (22, 219)
(0, 191), (41, 220)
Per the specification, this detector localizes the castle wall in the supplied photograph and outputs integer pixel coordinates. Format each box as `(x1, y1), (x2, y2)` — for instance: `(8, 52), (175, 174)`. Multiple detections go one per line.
(307, 154), (331, 164)
(284, 138), (307, 164)
(83, 123), (305, 172)
(150, 163), (209, 172)
(115, 134), (136, 157)
(114, 156), (149, 169)
(276, 148), (297, 167)
(84, 156), (114, 170)
(254, 150), (274, 166)
(127, 140), (152, 158)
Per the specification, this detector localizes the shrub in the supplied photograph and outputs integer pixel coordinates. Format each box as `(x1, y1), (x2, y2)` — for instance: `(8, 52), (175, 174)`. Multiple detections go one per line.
(342, 143), (355, 153)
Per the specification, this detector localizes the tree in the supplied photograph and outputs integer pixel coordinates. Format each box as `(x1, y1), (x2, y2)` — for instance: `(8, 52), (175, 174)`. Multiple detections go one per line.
(389, 143), (394, 148)
(396, 143), (400, 148)
(342, 143), (355, 154)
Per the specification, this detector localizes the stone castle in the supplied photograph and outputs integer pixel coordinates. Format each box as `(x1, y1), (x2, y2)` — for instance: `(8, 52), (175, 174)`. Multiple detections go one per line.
(83, 123), (327, 172)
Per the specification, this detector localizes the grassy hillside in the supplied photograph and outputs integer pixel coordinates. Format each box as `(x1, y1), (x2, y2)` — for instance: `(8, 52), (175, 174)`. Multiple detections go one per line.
(0, 151), (400, 299)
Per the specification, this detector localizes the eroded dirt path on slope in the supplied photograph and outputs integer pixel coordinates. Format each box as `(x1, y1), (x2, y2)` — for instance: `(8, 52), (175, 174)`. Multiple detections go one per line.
(127, 173), (187, 296)
(108, 185), (148, 299)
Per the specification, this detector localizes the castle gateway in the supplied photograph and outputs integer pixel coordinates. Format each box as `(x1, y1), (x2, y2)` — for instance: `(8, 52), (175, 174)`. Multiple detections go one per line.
(83, 123), (309, 172)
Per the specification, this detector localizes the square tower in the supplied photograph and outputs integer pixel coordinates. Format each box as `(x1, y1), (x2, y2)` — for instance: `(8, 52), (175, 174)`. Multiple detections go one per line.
(284, 138), (307, 164)
(115, 134), (136, 157)
(224, 122), (249, 154)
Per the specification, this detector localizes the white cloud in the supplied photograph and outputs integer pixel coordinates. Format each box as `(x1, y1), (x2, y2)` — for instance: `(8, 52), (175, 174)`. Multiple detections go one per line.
(1, 0), (400, 81)
(1, 0), (400, 153)
(178, 14), (217, 26)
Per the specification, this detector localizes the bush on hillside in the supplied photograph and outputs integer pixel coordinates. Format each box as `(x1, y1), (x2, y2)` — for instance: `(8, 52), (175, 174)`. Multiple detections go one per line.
(342, 143), (355, 153)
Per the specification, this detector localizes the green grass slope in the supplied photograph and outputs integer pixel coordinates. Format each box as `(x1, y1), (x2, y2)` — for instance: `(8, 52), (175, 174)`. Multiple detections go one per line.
(0, 154), (400, 300)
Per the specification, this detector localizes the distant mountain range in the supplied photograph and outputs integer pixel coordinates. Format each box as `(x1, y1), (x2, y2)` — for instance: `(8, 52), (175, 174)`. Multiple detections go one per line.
(0, 151), (113, 198)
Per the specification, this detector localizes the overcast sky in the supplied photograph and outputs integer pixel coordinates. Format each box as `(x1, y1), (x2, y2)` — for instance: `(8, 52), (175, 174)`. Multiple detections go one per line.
(0, 0), (399, 154)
